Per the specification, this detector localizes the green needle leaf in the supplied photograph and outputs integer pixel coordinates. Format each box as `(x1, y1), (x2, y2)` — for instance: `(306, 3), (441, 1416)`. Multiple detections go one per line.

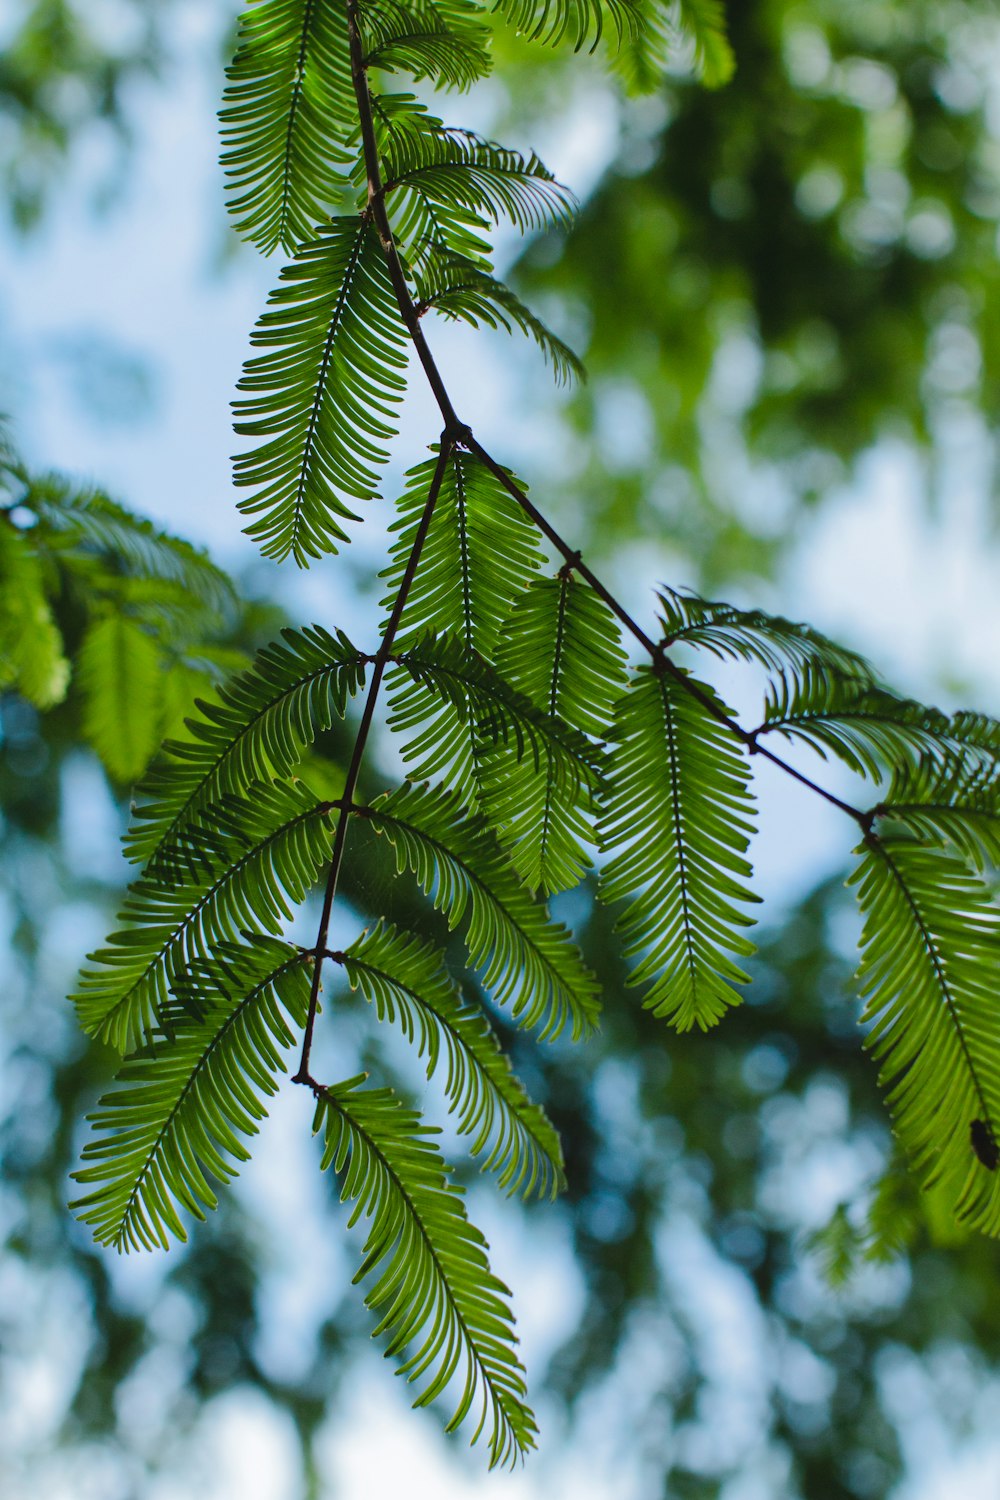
(363, 779), (602, 1040)
(233, 215), (409, 565)
(313, 1076), (538, 1465)
(343, 920), (565, 1197)
(77, 614), (163, 784)
(125, 625), (365, 873)
(851, 837), (1000, 1235)
(221, 0), (356, 254)
(72, 938), (311, 1252)
(78, 780), (334, 1054)
(599, 664), (759, 1029)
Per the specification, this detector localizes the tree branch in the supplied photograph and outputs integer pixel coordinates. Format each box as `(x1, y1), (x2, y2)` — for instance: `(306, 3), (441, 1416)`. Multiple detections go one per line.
(461, 436), (871, 831)
(346, 0), (466, 439)
(294, 437), (454, 1085)
(296, 0), (875, 1092)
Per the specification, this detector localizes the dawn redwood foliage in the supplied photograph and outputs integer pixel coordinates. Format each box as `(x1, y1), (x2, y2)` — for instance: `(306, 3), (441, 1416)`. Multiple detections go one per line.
(0, 447), (244, 782)
(55, 0), (1000, 1465)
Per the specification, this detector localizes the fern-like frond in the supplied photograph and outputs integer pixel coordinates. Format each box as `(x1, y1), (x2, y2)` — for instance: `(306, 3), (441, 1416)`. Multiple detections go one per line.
(233, 215), (409, 564)
(495, 0), (732, 80)
(158, 654), (246, 747)
(382, 122), (575, 268)
(220, 0), (355, 255)
(71, 938), (310, 1252)
(805, 1203), (862, 1288)
(387, 633), (597, 814)
(342, 921), (564, 1196)
(366, 95), (490, 267)
(599, 665), (758, 1029)
(383, 448), (544, 656)
(381, 450), (548, 803)
(947, 711), (1000, 760)
(124, 625), (365, 871)
(758, 667), (982, 781)
(77, 780), (334, 1054)
(77, 614), (163, 783)
(384, 126), (576, 231)
(498, 574), (628, 742)
(414, 250), (584, 384)
(876, 755), (1000, 874)
(850, 836), (1000, 1234)
(863, 1154), (924, 1264)
(313, 1077), (536, 1464)
(362, 0), (492, 90)
(657, 586), (873, 679)
(491, 573), (628, 892)
(361, 780), (601, 1039)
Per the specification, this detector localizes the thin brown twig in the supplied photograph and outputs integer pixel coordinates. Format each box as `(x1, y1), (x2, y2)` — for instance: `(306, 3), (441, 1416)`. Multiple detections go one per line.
(346, 0), (465, 435)
(294, 437), (454, 1086)
(461, 436), (872, 831)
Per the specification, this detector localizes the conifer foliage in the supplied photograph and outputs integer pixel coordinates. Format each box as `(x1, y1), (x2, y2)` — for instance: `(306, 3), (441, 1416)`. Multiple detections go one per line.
(65, 0), (1000, 1464)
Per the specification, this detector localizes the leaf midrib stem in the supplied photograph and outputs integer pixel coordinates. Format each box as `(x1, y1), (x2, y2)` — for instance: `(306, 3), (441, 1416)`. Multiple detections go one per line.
(535, 571), (571, 883)
(295, 440), (454, 1082)
(660, 675), (699, 1002)
(102, 952), (307, 1250)
(290, 223), (368, 544)
(100, 802), (329, 1048)
(275, 0), (318, 248)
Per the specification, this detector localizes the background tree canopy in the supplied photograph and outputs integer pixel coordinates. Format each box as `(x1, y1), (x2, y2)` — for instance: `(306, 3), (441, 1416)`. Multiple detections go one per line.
(515, 0), (1000, 582)
(2, 1), (1000, 1496)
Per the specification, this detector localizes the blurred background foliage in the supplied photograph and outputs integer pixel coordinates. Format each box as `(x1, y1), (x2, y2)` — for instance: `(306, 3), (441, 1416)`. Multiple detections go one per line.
(0, 0), (179, 227)
(515, 0), (1000, 584)
(3, 0), (1000, 1496)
